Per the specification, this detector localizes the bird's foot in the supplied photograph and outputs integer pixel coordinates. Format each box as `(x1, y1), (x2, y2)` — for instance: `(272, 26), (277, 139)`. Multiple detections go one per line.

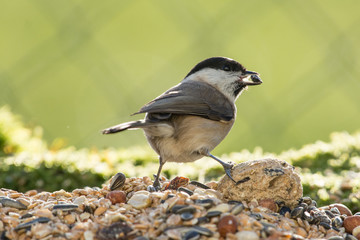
(222, 161), (236, 183)
(147, 175), (162, 192)
(208, 153), (237, 183)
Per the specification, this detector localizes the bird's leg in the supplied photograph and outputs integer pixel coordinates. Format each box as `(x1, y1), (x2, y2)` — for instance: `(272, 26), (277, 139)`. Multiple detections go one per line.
(208, 153), (236, 183)
(148, 157), (165, 192)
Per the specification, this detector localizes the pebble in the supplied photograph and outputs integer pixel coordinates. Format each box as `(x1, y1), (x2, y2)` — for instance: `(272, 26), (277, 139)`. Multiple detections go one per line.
(235, 230), (259, 240)
(16, 197), (30, 207)
(208, 203), (230, 213)
(106, 190), (126, 204)
(258, 199), (278, 212)
(353, 225), (360, 237)
(73, 196), (87, 205)
(344, 215), (360, 233)
(218, 215), (237, 237)
(33, 209), (53, 218)
(128, 194), (151, 209)
(80, 212), (91, 221)
(64, 213), (76, 224)
(31, 223), (52, 238)
(94, 206), (107, 216)
(84, 230), (95, 240)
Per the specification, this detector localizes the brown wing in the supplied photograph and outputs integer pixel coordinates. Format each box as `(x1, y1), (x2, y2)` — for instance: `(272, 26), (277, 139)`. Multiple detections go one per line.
(133, 80), (235, 121)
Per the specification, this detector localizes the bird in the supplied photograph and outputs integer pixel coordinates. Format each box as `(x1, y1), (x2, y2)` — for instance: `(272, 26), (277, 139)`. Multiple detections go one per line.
(102, 57), (262, 190)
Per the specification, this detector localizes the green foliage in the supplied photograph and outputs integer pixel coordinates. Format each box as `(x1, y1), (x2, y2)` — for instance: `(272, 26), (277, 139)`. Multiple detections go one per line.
(1, 106), (360, 209)
(0, 106), (47, 156)
(0, 162), (106, 193)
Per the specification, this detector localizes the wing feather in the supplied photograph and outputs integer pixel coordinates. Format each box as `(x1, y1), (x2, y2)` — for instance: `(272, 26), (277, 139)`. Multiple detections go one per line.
(134, 80), (234, 121)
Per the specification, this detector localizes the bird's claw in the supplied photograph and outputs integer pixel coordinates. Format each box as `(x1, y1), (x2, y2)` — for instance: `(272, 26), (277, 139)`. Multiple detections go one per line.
(147, 175), (162, 192)
(223, 161), (236, 183)
(147, 185), (160, 192)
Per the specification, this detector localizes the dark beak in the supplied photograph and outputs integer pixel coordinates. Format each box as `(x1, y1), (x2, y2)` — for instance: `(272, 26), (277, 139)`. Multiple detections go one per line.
(241, 70), (262, 86)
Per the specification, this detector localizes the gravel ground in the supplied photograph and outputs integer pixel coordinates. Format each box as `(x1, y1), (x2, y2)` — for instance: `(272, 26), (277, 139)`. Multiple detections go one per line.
(0, 174), (358, 240)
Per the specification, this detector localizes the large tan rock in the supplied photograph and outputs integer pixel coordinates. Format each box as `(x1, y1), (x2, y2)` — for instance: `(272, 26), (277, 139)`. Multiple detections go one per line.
(217, 158), (302, 207)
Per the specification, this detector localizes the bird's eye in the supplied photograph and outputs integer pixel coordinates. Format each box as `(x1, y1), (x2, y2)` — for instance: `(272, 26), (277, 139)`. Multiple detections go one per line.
(222, 65), (231, 71)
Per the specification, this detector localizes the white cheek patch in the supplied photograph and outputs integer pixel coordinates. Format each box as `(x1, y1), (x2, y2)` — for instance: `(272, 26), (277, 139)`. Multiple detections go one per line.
(183, 68), (239, 102)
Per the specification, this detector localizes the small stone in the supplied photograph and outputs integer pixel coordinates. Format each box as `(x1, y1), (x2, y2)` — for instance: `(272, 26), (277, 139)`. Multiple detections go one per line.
(64, 213), (76, 224)
(31, 223), (52, 239)
(106, 191), (126, 204)
(344, 215), (360, 233)
(128, 194), (151, 209)
(166, 214), (181, 226)
(99, 198), (112, 208)
(24, 189), (37, 196)
(208, 203), (230, 213)
(330, 203), (352, 216)
(84, 230), (94, 240)
(73, 196), (87, 205)
(235, 231), (259, 240)
(9, 193), (22, 198)
(353, 225), (360, 238)
(80, 212), (91, 221)
(16, 198), (30, 207)
(218, 215), (237, 237)
(295, 227), (307, 238)
(258, 199), (278, 212)
(94, 206), (107, 216)
(33, 209), (53, 218)
(133, 190), (150, 196)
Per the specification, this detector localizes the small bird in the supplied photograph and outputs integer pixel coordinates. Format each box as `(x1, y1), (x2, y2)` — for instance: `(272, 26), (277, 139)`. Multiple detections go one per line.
(103, 57), (262, 189)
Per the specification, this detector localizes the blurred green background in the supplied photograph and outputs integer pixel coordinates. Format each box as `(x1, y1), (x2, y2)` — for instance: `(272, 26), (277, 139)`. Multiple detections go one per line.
(0, 0), (359, 154)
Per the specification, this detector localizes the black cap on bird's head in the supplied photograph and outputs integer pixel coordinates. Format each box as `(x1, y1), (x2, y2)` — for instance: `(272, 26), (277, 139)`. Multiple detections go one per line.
(185, 57), (247, 78)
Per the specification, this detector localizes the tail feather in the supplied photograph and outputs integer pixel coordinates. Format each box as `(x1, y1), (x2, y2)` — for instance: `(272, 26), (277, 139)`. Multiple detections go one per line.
(102, 120), (146, 134)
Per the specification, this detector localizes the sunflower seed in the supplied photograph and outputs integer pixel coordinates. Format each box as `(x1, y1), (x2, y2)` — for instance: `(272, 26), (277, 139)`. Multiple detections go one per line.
(110, 172), (126, 191)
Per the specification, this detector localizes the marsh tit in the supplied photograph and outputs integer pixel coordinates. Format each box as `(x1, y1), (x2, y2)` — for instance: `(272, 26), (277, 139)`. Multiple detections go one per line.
(103, 57), (262, 189)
